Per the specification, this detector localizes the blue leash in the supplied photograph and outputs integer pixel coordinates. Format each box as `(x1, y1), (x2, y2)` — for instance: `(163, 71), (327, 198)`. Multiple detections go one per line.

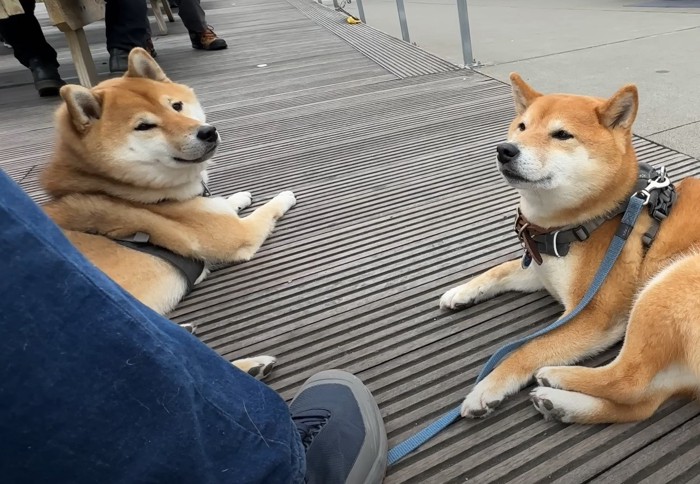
(387, 194), (647, 465)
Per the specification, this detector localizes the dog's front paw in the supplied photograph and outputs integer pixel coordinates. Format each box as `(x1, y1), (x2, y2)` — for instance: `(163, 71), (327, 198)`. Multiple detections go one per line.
(228, 191), (253, 212)
(535, 366), (568, 389)
(233, 355), (277, 380)
(440, 282), (484, 309)
(460, 382), (507, 418)
(274, 191), (296, 213)
(530, 387), (598, 423)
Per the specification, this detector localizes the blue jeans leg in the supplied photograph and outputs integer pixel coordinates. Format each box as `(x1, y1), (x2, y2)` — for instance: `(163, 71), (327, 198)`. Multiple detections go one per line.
(0, 170), (305, 484)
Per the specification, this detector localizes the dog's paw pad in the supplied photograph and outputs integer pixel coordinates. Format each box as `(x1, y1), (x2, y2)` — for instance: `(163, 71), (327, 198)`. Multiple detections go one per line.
(535, 367), (566, 389)
(530, 387), (589, 423)
(461, 390), (499, 419)
(245, 355), (277, 380)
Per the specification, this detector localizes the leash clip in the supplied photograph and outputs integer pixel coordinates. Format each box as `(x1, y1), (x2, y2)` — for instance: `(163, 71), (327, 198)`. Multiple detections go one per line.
(636, 167), (671, 206)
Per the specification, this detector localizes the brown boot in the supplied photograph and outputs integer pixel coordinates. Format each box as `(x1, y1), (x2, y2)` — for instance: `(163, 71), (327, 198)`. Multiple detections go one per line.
(189, 26), (227, 51)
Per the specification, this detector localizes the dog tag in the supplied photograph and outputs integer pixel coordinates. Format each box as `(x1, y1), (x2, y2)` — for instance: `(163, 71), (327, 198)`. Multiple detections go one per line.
(521, 252), (532, 269)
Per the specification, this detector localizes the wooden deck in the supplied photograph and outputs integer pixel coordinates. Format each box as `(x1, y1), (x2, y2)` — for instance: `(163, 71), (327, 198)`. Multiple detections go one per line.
(2, 1), (700, 482)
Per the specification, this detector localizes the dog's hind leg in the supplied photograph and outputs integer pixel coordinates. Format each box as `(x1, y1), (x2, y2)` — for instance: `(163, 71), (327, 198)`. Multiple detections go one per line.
(531, 255), (700, 422)
(440, 259), (544, 309)
(530, 386), (676, 424)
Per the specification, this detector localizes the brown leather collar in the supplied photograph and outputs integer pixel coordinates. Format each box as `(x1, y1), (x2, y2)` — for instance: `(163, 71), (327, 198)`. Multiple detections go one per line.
(514, 208), (555, 265)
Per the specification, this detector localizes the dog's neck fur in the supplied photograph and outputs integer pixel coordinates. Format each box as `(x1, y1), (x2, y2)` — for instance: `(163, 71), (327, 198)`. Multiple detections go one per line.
(518, 143), (639, 229)
(42, 135), (208, 204)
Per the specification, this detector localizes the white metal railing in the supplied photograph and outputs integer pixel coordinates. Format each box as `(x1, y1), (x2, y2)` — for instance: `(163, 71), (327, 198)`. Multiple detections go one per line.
(329, 0), (477, 67)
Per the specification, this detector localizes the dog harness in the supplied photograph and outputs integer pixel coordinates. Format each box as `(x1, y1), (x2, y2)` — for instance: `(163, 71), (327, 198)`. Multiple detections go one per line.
(111, 181), (211, 292)
(515, 162), (676, 267)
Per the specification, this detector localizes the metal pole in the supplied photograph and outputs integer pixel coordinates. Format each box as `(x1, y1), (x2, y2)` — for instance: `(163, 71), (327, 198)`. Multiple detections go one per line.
(455, 0), (475, 67)
(355, 0), (366, 23)
(395, 0), (410, 43)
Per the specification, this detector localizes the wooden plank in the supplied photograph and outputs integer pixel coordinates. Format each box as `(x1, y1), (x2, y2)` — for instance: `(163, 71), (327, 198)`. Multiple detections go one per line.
(63, 29), (98, 87)
(149, 0), (168, 35)
(2, 0), (700, 482)
(161, 0), (175, 22)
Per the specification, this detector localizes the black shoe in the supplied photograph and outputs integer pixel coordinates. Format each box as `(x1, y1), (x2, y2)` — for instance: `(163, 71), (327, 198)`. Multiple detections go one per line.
(189, 26), (227, 50)
(109, 48), (130, 73)
(290, 370), (387, 484)
(28, 58), (65, 97)
(110, 43), (158, 73)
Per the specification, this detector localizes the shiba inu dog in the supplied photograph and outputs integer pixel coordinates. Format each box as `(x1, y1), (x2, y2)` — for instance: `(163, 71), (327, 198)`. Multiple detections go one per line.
(440, 73), (700, 424)
(41, 48), (295, 379)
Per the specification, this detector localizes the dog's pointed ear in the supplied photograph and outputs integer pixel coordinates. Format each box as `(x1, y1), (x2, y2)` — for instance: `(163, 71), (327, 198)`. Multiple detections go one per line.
(510, 73), (541, 115)
(60, 85), (102, 133)
(125, 47), (170, 82)
(597, 85), (638, 130)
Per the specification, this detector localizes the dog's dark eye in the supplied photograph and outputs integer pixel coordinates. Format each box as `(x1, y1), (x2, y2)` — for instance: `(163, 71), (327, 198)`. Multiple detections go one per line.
(517, 122), (526, 131)
(552, 129), (573, 140)
(172, 102), (183, 112)
(135, 122), (157, 131)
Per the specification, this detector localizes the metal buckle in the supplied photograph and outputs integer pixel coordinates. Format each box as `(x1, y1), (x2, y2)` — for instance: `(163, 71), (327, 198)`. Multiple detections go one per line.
(552, 230), (562, 258)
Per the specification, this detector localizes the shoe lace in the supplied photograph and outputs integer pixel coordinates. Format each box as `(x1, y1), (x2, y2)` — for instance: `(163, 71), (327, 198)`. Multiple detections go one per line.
(292, 410), (330, 450)
(202, 26), (219, 42)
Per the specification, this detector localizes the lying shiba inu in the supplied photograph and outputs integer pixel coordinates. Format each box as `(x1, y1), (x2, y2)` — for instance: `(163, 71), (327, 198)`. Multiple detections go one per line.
(441, 73), (700, 424)
(41, 48), (295, 379)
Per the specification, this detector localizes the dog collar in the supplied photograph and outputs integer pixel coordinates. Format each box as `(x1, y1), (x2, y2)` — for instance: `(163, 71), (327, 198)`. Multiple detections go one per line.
(515, 162), (676, 267)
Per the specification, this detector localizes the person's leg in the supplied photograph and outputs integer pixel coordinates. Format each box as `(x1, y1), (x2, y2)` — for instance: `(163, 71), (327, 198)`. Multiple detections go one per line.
(0, 170), (387, 483)
(0, 170), (305, 484)
(0, 0), (65, 96)
(178, 0), (228, 50)
(104, 0), (153, 72)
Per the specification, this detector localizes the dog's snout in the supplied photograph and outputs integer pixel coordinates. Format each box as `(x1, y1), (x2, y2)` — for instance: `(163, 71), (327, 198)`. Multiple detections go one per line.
(196, 125), (218, 143)
(496, 143), (520, 164)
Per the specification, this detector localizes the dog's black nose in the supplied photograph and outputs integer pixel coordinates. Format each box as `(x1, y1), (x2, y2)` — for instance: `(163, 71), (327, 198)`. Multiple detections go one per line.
(496, 143), (520, 164)
(197, 125), (218, 143)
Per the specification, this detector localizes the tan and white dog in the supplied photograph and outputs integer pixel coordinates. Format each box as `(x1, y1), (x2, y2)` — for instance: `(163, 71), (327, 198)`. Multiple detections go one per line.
(41, 48), (295, 379)
(440, 73), (700, 424)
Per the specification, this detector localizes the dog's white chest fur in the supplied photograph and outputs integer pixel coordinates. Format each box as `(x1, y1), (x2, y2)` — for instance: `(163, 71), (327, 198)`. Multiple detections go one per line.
(531, 255), (575, 306)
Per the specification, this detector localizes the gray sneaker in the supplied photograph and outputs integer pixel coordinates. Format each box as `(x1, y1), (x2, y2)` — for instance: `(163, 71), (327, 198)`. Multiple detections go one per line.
(290, 370), (387, 484)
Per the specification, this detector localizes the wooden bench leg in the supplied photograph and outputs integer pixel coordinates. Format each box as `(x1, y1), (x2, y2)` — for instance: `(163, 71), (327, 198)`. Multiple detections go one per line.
(150, 0), (168, 35)
(161, 0), (175, 22)
(64, 28), (98, 88)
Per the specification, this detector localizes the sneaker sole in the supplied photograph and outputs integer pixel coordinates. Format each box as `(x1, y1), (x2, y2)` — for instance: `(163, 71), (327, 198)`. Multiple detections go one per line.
(191, 43), (228, 51)
(292, 370), (388, 484)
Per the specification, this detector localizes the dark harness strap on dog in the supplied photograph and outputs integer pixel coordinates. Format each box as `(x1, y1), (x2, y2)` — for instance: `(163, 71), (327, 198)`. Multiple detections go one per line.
(515, 162), (676, 267)
(109, 181), (212, 291)
(114, 233), (205, 291)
